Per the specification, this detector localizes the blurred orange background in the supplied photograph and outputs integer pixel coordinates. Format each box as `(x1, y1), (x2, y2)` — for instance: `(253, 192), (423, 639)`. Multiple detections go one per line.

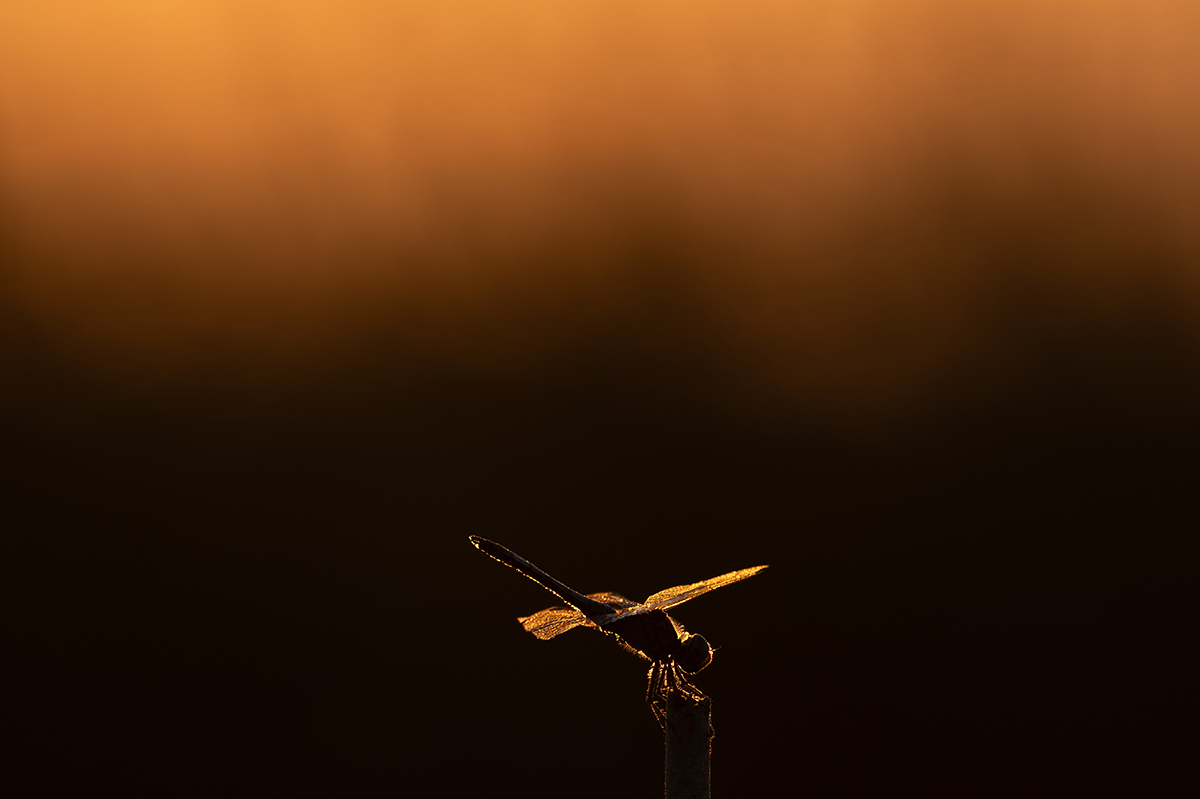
(4, 0), (1197, 424)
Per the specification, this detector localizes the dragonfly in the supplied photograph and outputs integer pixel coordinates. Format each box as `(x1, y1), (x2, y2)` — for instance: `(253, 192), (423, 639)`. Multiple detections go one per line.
(469, 535), (768, 727)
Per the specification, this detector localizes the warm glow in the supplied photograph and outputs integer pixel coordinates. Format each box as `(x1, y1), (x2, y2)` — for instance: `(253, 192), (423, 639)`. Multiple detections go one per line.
(2, 1), (1197, 418)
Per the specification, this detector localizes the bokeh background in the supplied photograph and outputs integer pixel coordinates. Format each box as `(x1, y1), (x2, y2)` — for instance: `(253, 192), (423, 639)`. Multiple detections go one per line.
(5, 1), (1195, 795)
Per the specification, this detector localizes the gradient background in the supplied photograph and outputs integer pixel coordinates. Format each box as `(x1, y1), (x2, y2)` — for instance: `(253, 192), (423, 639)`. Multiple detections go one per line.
(5, 2), (1195, 795)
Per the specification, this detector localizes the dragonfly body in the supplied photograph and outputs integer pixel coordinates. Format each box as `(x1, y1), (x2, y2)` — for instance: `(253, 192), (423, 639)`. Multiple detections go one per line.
(603, 608), (712, 673)
(469, 535), (767, 725)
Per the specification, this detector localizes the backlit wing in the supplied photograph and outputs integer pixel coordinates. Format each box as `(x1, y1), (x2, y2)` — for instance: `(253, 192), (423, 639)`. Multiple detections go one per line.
(642, 565), (768, 611)
(518, 605), (591, 640)
(517, 591), (633, 639)
(585, 592), (639, 611)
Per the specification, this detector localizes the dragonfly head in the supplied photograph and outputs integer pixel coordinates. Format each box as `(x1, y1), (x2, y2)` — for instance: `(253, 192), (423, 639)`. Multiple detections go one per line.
(676, 633), (713, 674)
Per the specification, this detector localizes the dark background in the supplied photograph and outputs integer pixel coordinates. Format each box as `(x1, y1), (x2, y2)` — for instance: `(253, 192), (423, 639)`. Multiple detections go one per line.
(12, 336), (1196, 796)
(5, 3), (1196, 796)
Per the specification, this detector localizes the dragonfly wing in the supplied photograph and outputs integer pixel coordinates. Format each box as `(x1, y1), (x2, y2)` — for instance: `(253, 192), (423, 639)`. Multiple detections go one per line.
(578, 591), (641, 624)
(586, 591), (639, 610)
(642, 565), (768, 611)
(517, 605), (593, 640)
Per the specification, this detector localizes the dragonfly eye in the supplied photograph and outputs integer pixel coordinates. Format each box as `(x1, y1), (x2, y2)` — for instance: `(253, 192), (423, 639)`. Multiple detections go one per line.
(677, 634), (712, 674)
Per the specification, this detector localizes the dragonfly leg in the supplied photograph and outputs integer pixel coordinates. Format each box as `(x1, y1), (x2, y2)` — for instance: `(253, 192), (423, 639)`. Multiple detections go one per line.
(647, 662), (669, 730)
(668, 661), (709, 705)
(648, 659), (711, 732)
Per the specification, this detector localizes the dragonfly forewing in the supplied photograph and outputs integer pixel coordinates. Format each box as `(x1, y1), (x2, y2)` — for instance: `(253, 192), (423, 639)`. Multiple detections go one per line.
(642, 565), (768, 611)
(583, 592), (640, 612)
